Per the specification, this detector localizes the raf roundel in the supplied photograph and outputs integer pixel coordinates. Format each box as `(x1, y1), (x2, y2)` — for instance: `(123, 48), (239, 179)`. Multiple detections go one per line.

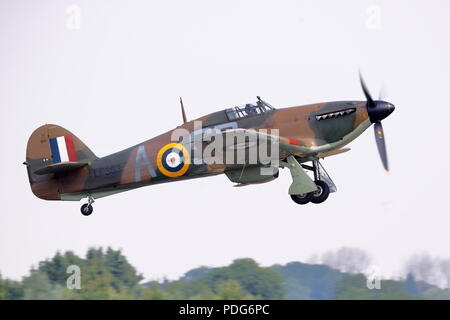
(156, 143), (190, 178)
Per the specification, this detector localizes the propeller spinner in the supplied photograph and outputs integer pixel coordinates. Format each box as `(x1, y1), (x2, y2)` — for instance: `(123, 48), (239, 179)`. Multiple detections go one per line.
(359, 73), (395, 172)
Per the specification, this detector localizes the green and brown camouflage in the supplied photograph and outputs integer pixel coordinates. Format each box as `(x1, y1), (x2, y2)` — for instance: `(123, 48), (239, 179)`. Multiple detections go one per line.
(25, 95), (394, 205)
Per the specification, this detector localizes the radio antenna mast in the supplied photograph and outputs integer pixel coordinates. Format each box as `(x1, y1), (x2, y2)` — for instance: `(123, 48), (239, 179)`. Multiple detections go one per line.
(180, 97), (187, 124)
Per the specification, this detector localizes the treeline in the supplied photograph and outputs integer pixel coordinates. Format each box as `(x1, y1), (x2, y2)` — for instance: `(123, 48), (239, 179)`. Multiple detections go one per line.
(0, 248), (143, 299)
(0, 248), (284, 300)
(1, 247), (450, 300)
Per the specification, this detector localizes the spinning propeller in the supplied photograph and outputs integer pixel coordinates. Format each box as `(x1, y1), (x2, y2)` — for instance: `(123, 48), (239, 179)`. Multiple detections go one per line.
(359, 73), (395, 172)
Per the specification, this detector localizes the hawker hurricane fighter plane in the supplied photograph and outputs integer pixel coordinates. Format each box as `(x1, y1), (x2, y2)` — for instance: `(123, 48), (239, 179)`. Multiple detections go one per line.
(24, 75), (394, 215)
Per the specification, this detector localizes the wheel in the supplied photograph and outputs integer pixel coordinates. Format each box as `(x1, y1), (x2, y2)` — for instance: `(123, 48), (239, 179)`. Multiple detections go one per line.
(290, 193), (312, 205)
(80, 204), (93, 216)
(310, 180), (330, 204)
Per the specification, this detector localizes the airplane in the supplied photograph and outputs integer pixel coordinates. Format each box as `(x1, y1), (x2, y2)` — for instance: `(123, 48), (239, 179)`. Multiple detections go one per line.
(24, 75), (395, 215)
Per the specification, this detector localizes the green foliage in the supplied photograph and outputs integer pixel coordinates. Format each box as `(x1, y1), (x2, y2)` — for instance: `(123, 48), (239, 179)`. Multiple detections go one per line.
(142, 281), (169, 300)
(213, 280), (255, 300)
(0, 274), (6, 299)
(180, 266), (213, 282)
(2, 249), (450, 300)
(335, 274), (421, 300)
(142, 258), (284, 300)
(15, 247), (142, 300)
(78, 251), (114, 300)
(39, 251), (75, 284)
(421, 287), (450, 300)
(203, 258), (285, 299)
(403, 273), (450, 299)
(105, 247), (143, 291)
(273, 262), (344, 300)
(22, 270), (63, 300)
(0, 273), (23, 300)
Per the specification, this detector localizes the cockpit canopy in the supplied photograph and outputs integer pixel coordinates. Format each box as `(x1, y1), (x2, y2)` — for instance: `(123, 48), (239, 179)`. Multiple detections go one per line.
(225, 96), (275, 121)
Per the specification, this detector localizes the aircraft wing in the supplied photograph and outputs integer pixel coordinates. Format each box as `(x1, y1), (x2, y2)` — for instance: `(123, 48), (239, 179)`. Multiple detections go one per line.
(220, 129), (352, 158)
(317, 147), (350, 158)
(197, 128), (349, 163)
(217, 128), (312, 156)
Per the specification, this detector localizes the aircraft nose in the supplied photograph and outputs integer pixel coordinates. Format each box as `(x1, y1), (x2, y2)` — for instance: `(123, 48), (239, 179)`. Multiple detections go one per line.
(368, 101), (395, 123)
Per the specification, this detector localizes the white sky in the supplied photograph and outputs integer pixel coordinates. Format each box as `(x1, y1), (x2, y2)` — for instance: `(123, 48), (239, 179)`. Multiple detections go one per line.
(1, 0), (450, 282)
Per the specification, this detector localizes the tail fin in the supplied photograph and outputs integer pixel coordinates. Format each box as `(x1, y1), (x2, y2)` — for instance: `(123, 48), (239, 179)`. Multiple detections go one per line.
(25, 124), (97, 200)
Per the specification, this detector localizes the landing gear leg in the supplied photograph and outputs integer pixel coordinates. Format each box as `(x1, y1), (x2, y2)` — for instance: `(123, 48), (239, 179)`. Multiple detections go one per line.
(284, 155), (317, 205)
(307, 159), (334, 204)
(80, 194), (95, 216)
(282, 157), (336, 205)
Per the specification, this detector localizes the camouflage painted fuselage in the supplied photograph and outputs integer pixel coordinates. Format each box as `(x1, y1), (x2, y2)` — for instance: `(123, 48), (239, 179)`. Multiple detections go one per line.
(25, 101), (371, 201)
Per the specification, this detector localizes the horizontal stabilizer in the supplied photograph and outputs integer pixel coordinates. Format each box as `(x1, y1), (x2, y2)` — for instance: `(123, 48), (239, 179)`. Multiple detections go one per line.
(34, 161), (88, 175)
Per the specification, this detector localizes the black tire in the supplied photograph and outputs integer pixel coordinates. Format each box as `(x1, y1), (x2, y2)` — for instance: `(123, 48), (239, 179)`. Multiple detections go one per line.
(290, 193), (312, 205)
(81, 204), (93, 216)
(310, 180), (330, 204)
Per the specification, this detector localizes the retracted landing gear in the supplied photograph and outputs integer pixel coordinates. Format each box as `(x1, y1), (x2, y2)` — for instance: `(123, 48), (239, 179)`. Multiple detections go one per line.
(80, 194), (95, 216)
(282, 157), (336, 205)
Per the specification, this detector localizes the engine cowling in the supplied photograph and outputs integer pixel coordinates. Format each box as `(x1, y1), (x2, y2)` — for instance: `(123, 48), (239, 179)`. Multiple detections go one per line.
(225, 166), (279, 185)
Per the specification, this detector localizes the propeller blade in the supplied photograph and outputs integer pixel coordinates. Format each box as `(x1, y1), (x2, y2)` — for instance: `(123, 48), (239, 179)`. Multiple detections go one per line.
(359, 72), (375, 108)
(373, 121), (389, 172)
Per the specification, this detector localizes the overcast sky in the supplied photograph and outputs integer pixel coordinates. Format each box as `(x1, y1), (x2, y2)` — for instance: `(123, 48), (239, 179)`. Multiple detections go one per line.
(1, 0), (450, 282)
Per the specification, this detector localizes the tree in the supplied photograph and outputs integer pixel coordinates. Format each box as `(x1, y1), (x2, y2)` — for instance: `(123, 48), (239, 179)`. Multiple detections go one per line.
(38, 250), (85, 288)
(214, 280), (255, 300)
(22, 270), (63, 300)
(335, 274), (420, 300)
(104, 247), (143, 291)
(272, 262), (344, 299)
(0, 277), (23, 300)
(76, 248), (114, 299)
(0, 274), (6, 299)
(204, 258), (285, 299)
(142, 281), (168, 300)
(143, 258), (285, 300)
(405, 254), (450, 289)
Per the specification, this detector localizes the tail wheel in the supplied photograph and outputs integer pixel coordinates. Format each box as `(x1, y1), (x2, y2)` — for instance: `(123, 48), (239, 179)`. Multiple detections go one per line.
(290, 193), (312, 205)
(81, 204), (93, 216)
(310, 180), (330, 204)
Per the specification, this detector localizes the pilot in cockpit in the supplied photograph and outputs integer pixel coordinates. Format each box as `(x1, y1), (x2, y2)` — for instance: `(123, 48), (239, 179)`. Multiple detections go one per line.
(244, 103), (257, 115)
